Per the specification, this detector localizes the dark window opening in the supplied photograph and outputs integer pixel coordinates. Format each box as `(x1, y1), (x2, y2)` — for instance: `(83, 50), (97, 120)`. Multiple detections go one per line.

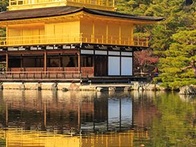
(94, 56), (107, 76)
(65, 56), (77, 67)
(67, 57), (75, 67)
(48, 58), (60, 67)
(81, 56), (93, 67)
(23, 57), (43, 67)
(47, 55), (78, 68)
(9, 58), (21, 67)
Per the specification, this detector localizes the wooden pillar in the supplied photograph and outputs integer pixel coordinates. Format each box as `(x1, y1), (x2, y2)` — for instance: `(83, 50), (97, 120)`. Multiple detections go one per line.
(92, 54), (95, 77)
(44, 50), (47, 72)
(5, 53), (8, 71)
(77, 52), (81, 74)
(119, 25), (121, 44)
(59, 53), (62, 67)
(20, 54), (23, 68)
(92, 21), (95, 42)
(130, 25), (134, 45)
(106, 24), (108, 44)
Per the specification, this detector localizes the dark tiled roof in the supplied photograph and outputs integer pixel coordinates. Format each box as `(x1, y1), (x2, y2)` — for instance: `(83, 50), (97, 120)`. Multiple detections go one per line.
(0, 6), (164, 21)
(0, 6), (81, 20)
(83, 8), (164, 21)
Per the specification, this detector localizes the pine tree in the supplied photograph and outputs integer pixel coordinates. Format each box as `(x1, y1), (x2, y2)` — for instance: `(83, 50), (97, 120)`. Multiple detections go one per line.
(116, 0), (196, 88)
(0, 0), (8, 12)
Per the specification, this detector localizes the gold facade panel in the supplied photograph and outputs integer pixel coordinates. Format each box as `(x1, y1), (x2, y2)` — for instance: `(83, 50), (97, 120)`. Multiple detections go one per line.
(0, 12), (149, 47)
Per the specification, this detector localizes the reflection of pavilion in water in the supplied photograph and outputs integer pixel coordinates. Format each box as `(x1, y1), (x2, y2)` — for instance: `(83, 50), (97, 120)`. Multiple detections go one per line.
(0, 90), (133, 133)
(0, 90), (152, 146)
(0, 128), (134, 147)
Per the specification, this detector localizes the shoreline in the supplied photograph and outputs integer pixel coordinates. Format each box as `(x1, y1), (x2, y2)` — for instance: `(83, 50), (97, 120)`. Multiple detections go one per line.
(1, 81), (196, 95)
(0, 81), (162, 92)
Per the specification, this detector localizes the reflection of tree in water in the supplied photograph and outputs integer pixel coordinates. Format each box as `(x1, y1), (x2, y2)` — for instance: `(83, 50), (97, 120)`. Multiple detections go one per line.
(1, 91), (196, 146)
(133, 93), (159, 129)
(0, 91), (5, 127)
(149, 93), (196, 146)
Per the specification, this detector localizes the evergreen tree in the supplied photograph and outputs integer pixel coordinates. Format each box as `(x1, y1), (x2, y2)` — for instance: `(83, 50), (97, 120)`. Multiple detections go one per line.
(0, 0), (195, 88)
(116, 0), (196, 88)
(0, 0), (8, 38)
(153, 1), (196, 88)
(0, 0), (8, 12)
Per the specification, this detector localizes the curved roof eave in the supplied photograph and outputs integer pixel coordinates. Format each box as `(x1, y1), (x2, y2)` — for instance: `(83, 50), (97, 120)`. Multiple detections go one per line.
(83, 7), (164, 22)
(0, 6), (164, 22)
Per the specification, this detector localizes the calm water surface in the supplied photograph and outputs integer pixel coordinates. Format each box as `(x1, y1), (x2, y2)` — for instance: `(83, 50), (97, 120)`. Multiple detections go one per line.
(0, 90), (196, 147)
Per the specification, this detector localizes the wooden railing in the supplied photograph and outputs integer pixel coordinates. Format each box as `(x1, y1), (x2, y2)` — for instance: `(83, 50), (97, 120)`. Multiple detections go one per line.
(0, 34), (149, 47)
(9, 0), (114, 7)
(0, 67), (94, 80)
(0, 71), (80, 79)
(9, 0), (115, 11)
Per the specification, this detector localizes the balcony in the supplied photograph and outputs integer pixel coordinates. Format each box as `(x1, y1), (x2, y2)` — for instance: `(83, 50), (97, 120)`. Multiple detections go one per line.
(0, 67), (94, 81)
(8, 0), (115, 11)
(0, 33), (149, 48)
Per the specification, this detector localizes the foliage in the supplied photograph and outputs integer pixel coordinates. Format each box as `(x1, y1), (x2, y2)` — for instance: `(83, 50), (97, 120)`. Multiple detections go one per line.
(116, 0), (196, 89)
(157, 30), (196, 88)
(134, 50), (159, 76)
(0, 0), (195, 88)
(0, 28), (6, 37)
(0, 0), (8, 38)
(0, 0), (8, 11)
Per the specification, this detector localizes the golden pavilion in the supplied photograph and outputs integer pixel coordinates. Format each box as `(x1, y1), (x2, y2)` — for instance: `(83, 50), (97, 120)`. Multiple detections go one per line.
(0, 0), (163, 82)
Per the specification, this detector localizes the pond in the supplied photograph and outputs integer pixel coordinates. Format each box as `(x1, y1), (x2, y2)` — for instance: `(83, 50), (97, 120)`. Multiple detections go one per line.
(0, 90), (196, 147)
